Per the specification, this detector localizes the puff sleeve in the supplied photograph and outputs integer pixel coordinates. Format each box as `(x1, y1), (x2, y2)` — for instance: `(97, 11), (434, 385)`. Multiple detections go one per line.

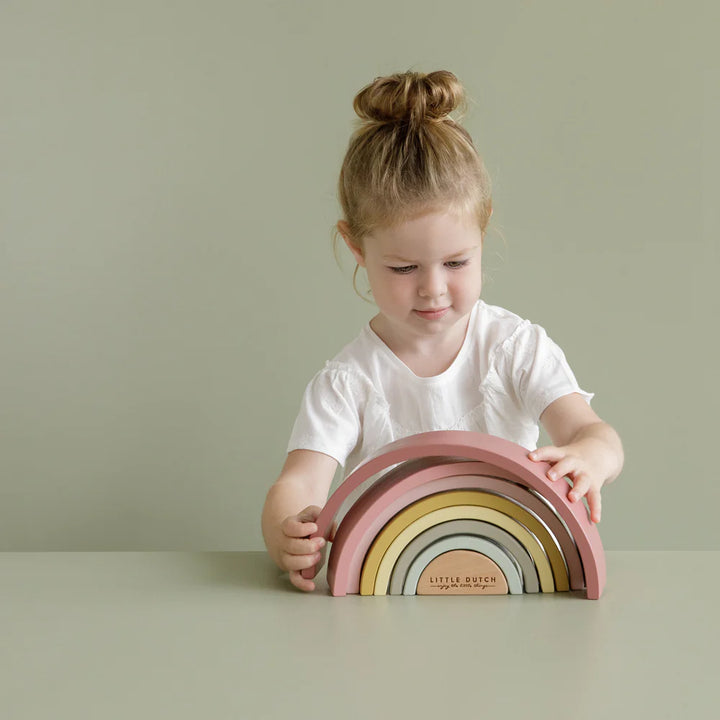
(502, 321), (594, 423)
(286, 362), (362, 468)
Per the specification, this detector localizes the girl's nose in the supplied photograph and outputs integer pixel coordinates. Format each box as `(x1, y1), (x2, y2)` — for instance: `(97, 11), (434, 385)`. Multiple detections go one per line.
(418, 268), (448, 298)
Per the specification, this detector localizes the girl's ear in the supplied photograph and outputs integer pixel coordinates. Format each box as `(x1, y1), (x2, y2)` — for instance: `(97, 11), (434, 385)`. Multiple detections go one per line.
(338, 221), (366, 268)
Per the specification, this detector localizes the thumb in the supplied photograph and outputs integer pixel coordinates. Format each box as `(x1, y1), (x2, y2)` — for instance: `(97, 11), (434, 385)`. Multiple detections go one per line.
(289, 505), (323, 540)
(297, 505), (323, 522)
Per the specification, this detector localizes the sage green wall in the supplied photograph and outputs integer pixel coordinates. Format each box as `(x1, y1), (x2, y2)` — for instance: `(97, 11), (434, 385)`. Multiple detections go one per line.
(1, 1), (718, 549)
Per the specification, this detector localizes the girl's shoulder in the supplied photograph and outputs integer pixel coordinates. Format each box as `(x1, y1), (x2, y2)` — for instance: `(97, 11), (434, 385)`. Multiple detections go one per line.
(304, 329), (379, 396)
(475, 299), (526, 328)
(476, 300), (573, 377)
(324, 326), (377, 376)
(473, 299), (534, 349)
(472, 300), (566, 375)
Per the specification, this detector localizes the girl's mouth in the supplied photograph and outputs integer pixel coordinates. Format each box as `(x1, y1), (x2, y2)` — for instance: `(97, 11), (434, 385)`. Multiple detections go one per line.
(415, 307), (449, 320)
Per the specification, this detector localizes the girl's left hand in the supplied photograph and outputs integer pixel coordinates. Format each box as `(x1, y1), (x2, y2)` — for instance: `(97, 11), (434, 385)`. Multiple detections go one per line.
(527, 444), (603, 524)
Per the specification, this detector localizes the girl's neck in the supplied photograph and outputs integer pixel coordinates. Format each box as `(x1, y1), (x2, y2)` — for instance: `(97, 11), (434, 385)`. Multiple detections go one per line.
(369, 312), (471, 374)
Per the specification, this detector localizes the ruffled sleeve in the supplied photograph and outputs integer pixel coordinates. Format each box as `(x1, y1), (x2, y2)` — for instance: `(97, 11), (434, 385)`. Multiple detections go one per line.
(285, 361), (363, 467)
(500, 320), (594, 423)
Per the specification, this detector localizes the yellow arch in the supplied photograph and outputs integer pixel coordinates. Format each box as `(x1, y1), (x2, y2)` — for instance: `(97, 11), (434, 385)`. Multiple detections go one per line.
(361, 490), (569, 595)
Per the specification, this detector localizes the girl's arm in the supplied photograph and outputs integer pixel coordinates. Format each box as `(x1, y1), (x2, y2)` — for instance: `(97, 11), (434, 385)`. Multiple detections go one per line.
(261, 449), (338, 578)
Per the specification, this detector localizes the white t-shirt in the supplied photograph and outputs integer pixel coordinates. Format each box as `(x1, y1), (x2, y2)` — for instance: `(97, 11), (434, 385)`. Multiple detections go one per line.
(286, 299), (594, 476)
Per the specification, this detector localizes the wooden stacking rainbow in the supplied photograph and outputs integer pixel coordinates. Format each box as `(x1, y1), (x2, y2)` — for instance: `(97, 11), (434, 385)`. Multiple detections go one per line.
(302, 431), (606, 599)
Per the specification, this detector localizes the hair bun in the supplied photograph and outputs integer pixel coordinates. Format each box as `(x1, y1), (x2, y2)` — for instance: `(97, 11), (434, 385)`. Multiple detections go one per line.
(353, 70), (467, 128)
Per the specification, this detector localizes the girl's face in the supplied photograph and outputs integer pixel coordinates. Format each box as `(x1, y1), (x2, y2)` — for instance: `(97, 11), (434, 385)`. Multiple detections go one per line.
(340, 209), (483, 342)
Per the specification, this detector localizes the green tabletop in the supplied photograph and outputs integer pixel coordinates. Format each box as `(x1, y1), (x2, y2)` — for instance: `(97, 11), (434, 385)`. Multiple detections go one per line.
(2, 551), (717, 719)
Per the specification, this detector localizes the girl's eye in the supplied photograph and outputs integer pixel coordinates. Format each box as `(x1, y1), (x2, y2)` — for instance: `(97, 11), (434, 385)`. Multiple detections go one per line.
(389, 260), (468, 274)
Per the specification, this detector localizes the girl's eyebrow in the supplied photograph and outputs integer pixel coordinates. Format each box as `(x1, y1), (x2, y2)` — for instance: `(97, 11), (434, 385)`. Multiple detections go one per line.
(383, 245), (479, 263)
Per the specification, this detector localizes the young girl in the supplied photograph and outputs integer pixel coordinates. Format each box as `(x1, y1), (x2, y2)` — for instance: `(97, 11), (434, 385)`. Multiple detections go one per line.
(261, 70), (624, 593)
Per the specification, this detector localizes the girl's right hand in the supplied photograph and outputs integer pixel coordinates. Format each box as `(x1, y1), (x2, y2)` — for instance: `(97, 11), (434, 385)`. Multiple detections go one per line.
(279, 506), (328, 592)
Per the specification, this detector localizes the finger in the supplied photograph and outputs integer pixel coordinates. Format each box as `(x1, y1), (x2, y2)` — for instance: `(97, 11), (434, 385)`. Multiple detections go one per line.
(528, 446), (565, 463)
(301, 552), (326, 580)
(295, 505), (323, 529)
(586, 488), (602, 523)
(567, 473), (591, 503)
(281, 550), (323, 572)
(305, 543), (329, 574)
(282, 506), (323, 538)
(288, 569), (316, 592)
(288, 535), (326, 555)
(282, 518), (318, 539)
(545, 456), (579, 482)
(297, 505), (323, 520)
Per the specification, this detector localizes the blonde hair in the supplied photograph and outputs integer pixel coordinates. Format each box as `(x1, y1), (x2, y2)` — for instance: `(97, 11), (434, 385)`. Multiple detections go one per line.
(332, 69), (494, 303)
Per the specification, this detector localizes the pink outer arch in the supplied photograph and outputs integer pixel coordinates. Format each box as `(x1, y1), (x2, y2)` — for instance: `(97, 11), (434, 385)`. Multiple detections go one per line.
(302, 431), (606, 600)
